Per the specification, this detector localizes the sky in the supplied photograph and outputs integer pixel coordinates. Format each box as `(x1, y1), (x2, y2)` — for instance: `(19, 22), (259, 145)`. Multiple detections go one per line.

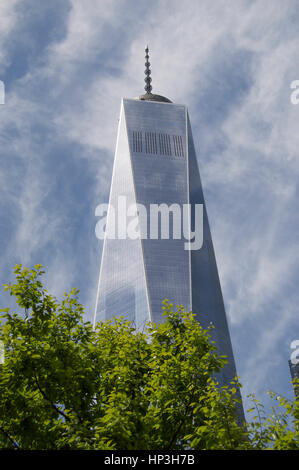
(0, 0), (299, 417)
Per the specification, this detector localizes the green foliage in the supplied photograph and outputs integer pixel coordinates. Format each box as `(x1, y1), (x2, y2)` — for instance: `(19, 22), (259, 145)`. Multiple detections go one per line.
(245, 387), (299, 449)
(0, 265), (298, 450)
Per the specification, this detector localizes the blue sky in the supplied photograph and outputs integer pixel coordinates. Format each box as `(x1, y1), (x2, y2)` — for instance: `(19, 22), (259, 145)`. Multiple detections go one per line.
(0, 0), (299, 417)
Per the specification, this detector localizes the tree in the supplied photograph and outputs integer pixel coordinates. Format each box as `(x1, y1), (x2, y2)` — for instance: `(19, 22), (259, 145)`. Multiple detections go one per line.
(0, 265), (298, 450)
(245, 388), (299, 449)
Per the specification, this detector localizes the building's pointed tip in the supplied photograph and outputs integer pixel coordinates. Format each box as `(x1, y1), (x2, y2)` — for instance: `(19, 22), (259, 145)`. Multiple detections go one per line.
(135, 45), (172, 103)
(144, 46), (152, 94)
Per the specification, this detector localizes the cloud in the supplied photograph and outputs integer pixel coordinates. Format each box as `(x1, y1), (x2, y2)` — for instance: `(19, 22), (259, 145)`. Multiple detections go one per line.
(0, 0), (298, 408)
(0, 0), (22, 66)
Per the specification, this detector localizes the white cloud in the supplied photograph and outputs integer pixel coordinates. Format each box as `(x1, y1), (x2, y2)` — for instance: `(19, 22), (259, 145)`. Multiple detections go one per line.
(0, 0), (22, 66)
(241, 297), (297, 397)
(0, 0), (298, 402)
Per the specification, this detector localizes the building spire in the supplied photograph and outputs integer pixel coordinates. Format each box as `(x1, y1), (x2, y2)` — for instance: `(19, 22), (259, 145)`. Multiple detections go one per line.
(144, 45), (152, 94)
(136, 46), (172, 103)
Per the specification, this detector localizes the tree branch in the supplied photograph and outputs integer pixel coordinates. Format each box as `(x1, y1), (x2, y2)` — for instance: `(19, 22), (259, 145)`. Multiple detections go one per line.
(33, 370), (70, 422)
(0, 425), (20, 449)
(166, 396), (193, 449)
(167, 418), (185, 449)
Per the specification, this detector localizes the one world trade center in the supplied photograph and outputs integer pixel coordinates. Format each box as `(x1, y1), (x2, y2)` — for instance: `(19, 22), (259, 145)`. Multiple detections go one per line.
(94, 47), (239, 390)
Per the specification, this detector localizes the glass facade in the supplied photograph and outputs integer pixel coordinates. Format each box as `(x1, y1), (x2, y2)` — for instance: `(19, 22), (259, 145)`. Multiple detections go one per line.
(94, 97), (240, 392)
(125, 99), (191, 324)
(95, 103), (150, 330)
(187, 116), (237, 386)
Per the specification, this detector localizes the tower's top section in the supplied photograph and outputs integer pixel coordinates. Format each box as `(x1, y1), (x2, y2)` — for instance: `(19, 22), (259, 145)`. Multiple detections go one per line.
(144, 45), (152, 94)
(135, 46), (172, 103)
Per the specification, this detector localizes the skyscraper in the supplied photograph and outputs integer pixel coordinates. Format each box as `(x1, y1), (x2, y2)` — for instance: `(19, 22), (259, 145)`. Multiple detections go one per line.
(94, 47), (239, 389)
(288, 360), (299, 398)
